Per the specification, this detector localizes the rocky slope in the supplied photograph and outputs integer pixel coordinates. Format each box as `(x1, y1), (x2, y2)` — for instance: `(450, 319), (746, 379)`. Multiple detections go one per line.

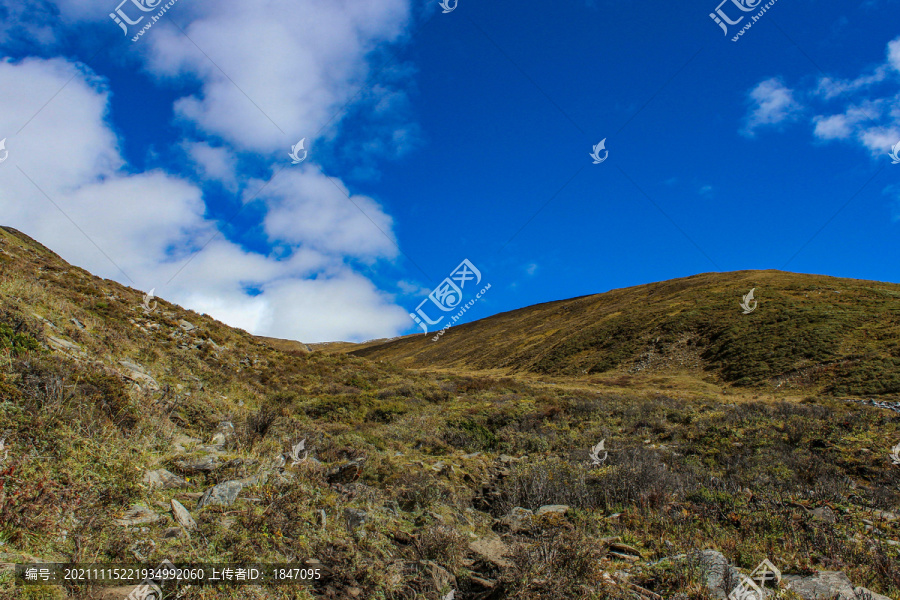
(0, 226), (898, 600)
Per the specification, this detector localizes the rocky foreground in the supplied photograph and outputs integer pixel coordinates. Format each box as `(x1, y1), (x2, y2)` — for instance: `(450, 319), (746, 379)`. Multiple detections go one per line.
(0, 226), (899, 599)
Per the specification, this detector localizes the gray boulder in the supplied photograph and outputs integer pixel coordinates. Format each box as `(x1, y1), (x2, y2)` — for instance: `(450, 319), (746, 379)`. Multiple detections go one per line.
(535, 504), (569, 517)
(500, 507), (534, 533)
(114, 504), (160, 527)
(210, 421), (235, 447)
(142, 468), (188, 490)
(174, 455), (222, 473)
(197, 481), (244, 508)
(170, 499), (197, 531)
(697, 550), (742, 600)
(783, 572), (892, 600)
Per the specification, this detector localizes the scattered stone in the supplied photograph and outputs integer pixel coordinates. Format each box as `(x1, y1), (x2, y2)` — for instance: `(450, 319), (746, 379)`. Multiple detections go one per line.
(344, 508), (368, 530)
(535, 504), (569, 517)
(608, 542), (643, 558)
(238, 472), (269, 487)
(468, 536), (512, 568)
(142, 469), (189, 490)
(171, 434), (202, 453)
(500, 507), (534, 533)
(469, 574), (497, 589)
(118, 359), (145, 373)
(782, 571), (892, 600)
(197, 480), (244, 508)
(871, 510), (898, 522)
(170, 499), (197, 531)
(810, 506), (837, 524)
(210, 421), (235, 447)
(47, 336), (83, 355)
(96, 587), (143, 600)
(174, 455), (222, 473)
(608, 551), (640, 562)
(118, 360), (159, 390)
(179, 320), (196, 332)
(697, 550), (742, 600)
(114, 504), (160, 527)
(70, 318), (85, 330)
(162, 527), (184, 539)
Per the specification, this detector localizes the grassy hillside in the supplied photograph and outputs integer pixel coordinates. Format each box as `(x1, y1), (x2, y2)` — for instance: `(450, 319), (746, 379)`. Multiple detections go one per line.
(0, 226), (898, 600)
(351, 270), (900, 397)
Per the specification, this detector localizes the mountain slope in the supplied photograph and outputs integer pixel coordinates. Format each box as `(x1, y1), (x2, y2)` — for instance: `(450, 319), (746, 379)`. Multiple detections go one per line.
(1, 226), (899, 600)
(352, 270), (900, 396)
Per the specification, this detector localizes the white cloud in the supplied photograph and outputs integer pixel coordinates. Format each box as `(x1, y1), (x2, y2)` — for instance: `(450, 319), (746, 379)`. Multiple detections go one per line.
(751, 36), (900, 161)
(858, 125), (900, 155)
(807, 36), (900, 157)
(260, 167), (398, 261)
(135, 0), (413, 153)
(397, 280), (430, 296)
(0, 49), (413, 342)
(183, 141), (239, 191)
(812, 103), (879, 141)
(742, 78), (802, 137)
(889, 38), (900, 73)
(815, 66), (889, 100)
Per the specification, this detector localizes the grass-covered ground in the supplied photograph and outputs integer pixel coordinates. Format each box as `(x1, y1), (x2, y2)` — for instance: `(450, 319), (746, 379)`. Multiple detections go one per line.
(0, 226), (898, 600)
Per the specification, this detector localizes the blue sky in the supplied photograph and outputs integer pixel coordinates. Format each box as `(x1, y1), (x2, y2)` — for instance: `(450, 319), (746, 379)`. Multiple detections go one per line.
(0, 0), (899, 342)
